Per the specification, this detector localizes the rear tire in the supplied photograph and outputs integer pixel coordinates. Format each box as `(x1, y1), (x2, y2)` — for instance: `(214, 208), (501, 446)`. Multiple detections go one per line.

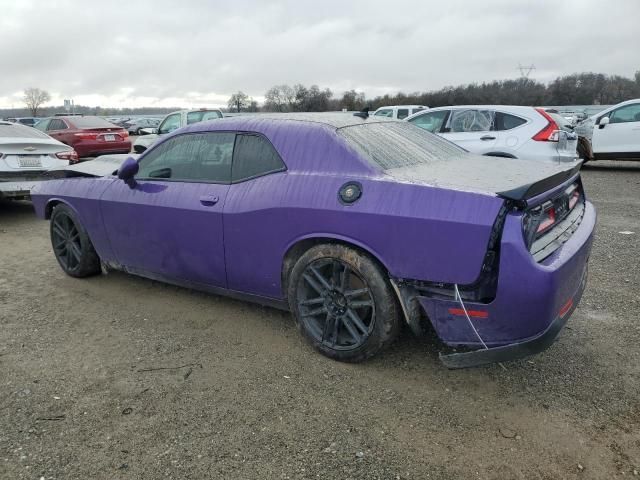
(50, 204), (101, 278)
(288, 244), (401, 362)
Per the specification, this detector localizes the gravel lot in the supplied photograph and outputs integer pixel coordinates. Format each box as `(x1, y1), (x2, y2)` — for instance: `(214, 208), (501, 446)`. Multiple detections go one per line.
(1, 161), (639, 479)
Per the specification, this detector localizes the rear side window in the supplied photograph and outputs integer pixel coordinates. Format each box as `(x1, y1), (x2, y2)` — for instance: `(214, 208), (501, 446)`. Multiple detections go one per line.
(397, 109), (410, 120)
(47, 119), (68, 130)
(494, 112), (527, 131)
(232, 134), (286, 182)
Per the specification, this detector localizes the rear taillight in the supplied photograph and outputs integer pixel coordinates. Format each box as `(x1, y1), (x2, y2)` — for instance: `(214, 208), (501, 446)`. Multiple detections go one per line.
(533, 108), (560, 142)
(56, 150), (79, 163)
(536, 204), (556, 234)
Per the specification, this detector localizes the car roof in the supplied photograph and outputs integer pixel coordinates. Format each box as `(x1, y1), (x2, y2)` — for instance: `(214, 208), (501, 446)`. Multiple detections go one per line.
(187, 113), (397, 131)
(375, 105), (426, 109)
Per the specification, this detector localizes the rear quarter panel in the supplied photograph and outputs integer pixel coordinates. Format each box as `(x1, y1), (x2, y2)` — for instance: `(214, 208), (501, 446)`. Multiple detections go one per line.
(223, 171), (504, 298)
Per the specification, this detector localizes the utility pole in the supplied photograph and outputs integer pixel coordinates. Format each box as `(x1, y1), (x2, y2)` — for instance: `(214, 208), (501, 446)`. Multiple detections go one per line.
(517, 63), (536, 79)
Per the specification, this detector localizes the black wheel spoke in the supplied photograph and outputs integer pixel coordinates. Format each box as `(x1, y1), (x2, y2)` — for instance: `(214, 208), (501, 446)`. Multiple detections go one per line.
(349, 300), (373, 309)
(53, 222), (66, 239)
(322, 313), (337, 345)
(340, 266), (350, 291)
(302, 273), (326, 295)
(299, 296), (324, 307)
(344, 288), (369, 299)
(309, 266), (332, 291)
(346, 309), (369, 335)
(331, 261), (342, 288)
(301, 305), (328, 317)
(340, 314), (363, 344)
(68, 242), (82, 265)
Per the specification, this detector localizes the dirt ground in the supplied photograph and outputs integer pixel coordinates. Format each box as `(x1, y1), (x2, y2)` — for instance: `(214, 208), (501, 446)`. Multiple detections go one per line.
(1, 161), (639, 479)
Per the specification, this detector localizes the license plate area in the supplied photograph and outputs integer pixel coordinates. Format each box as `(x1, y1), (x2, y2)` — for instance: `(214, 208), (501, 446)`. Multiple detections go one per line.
(104, 134), (116, 142)
(18, 156), (43, 167)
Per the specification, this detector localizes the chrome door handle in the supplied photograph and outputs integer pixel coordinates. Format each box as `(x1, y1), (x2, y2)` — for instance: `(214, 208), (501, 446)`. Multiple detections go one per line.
(199, 195), (219, 206)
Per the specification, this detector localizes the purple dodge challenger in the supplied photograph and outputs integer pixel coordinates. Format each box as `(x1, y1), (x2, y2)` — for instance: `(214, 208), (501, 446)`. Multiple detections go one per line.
(31, 114), (595, 367)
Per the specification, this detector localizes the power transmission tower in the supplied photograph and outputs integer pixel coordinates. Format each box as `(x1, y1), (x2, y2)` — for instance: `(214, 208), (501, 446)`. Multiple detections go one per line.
(517, 63), (536, 79)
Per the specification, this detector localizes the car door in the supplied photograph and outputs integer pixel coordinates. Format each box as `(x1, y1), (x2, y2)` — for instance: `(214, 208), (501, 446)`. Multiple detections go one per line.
(592, 102), (640, 155)
(407, 109), (450, 134)
(99, 131), (235, 288)
(442, 109), (497, 153)
(222, 133), (288, 296)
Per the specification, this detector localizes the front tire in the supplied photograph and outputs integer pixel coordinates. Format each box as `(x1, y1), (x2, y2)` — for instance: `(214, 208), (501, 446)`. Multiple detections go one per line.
(50, 204), (101, 278)
(288, 244), (400, 362)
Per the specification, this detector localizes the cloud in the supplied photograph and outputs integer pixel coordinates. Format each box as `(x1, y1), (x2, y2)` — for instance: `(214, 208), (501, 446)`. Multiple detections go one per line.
(0, 0), (638, 108)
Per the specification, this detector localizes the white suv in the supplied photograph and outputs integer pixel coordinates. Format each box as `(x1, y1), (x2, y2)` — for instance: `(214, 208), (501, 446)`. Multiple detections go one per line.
(575, 98), (640, 161)
(372, 105), (427, 120)
(133, 108), (224, 153)
(406, 105), (578, 163)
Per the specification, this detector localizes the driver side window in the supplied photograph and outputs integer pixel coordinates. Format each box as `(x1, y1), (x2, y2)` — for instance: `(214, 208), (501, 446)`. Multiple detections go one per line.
(158, 113), (181, 134)
(137, 132), (235, 183)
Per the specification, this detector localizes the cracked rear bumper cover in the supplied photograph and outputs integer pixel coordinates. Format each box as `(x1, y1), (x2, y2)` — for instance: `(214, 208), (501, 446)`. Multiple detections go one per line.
(439, 266), (587, 369)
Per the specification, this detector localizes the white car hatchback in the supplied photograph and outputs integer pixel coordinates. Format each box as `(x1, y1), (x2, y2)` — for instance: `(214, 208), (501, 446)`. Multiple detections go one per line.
(406, 105), (578, 163)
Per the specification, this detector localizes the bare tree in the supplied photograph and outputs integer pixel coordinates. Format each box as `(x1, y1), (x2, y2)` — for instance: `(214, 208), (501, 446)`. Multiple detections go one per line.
(227, 91), (249, 113)
(23, 88), (51, 117)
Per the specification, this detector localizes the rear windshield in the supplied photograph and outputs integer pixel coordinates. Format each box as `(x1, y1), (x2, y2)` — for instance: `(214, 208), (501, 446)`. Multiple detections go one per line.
(0, 123), (49, 139)
(68, 117), (118, 128)
(338, 122), (465, 170)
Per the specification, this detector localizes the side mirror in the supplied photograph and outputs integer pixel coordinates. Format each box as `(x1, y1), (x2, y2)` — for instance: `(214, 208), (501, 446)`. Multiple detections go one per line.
(117, 156), (139, 187)
(140, 127), (157, 135)
(598, 116), (610, 129)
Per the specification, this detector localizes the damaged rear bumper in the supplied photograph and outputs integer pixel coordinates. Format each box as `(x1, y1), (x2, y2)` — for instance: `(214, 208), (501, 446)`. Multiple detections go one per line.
(393, 200), (596, 369)
(439, 264), (587, 368)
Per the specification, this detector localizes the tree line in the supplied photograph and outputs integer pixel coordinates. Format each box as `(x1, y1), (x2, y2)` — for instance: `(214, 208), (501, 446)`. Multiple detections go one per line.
(5, 71), (639, 119)
(227, 71), (640, 113)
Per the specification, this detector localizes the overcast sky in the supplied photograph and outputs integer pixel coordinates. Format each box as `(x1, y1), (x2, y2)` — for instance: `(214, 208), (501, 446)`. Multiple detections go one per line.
(1, 0), (639, 109)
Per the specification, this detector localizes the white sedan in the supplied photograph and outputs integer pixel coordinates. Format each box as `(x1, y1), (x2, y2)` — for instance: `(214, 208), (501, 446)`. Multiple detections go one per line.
(405, 105), (578, 164)
(0, 121), (77, 200)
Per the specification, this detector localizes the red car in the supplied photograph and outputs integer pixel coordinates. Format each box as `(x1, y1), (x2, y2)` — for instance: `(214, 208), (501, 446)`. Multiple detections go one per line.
(35, 116), (131, 158)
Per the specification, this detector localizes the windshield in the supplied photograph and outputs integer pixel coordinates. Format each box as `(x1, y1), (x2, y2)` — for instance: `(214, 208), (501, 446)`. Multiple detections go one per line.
(338, 122), (465, 170)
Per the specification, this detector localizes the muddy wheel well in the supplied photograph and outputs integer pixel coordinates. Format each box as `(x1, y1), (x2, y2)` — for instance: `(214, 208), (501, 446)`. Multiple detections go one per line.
(281, 238), (389, 298)
(45, 200), (62, 219)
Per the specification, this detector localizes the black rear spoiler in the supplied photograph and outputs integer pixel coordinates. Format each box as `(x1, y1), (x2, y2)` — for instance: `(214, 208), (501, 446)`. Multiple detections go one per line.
(497, 162), (581, 204)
